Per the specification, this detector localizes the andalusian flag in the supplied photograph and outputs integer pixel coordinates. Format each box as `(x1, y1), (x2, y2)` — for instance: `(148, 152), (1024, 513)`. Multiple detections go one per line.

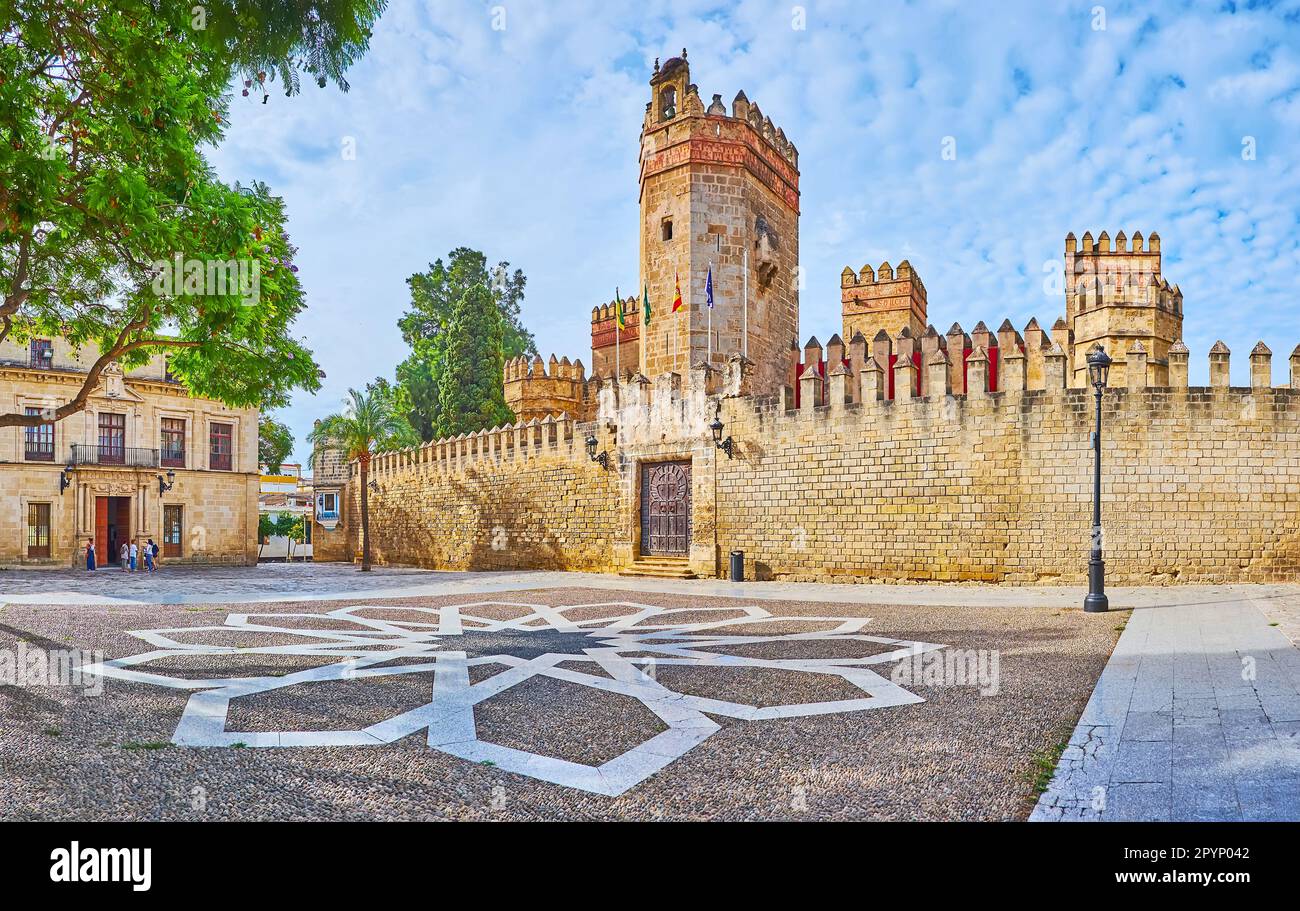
(615, 287), (624, 330)
(672, 272), (684, 313)
(642, 283), (651, 325)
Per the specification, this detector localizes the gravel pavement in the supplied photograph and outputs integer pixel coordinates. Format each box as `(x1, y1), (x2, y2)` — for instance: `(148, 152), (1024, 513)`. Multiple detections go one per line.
(0, 587), (1117, 820)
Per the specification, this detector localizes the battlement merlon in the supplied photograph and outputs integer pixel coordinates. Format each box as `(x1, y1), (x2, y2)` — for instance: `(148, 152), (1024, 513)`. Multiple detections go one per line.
(1064, 230), (1184, 388)
(640, 51), (800, 213)
(840, 259), (928, 344)
(590, 292), (642, 379)
(503, 354), (596, 422)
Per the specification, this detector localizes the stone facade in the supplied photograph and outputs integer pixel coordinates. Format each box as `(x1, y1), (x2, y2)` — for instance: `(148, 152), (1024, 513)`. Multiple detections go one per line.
(636, 51), (800, 393)
(0, 336), (259, 568)
(1065, 230), (1182, 388)
(502, 354), (597, 423)
(590, 293), (641, 379)
(841, 260), (928, 344)
(335, 416), (619, 571)
(332, 345), (1300, 583)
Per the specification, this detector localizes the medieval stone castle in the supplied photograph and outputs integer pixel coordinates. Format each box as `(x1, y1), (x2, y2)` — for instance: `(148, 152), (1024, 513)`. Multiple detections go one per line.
(313, 52), (1300, 584)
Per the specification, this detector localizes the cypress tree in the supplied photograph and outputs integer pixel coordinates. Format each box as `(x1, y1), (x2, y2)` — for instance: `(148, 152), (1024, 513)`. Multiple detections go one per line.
(433, 284), (515, 438)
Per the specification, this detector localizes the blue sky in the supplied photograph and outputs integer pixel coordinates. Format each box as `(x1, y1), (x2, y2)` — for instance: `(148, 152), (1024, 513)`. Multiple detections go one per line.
(207, 0), (1300, 465)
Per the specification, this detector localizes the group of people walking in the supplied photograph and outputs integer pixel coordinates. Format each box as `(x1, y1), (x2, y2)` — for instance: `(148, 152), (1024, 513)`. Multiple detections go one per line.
(84, 538), (160, 572)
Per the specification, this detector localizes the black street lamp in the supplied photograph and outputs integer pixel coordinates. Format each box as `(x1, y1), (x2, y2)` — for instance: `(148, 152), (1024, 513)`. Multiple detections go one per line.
(710, 415), (734, 459)
(1084, 346), (1112, 613)
(584, 433), (609, 470)
(59, 463), (75, 493)
(157, 469), (176, 496)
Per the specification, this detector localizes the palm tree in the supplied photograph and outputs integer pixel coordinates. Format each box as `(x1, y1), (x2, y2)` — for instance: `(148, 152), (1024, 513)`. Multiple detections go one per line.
(308, 388), (408, 571)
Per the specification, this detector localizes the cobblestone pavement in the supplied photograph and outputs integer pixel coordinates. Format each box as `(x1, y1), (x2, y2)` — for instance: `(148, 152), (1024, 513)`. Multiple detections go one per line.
(0, 563), (466, 604)
(1031, 595), (1300, 822)
(0, 584), (1116, 820)
(3, 561), (1295, 610)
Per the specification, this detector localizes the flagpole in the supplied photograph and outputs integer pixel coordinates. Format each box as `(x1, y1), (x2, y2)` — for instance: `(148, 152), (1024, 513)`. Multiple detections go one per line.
(707, 262), (713, 365)
(615, 289), (620, 383)
(742, 248), (749, 358)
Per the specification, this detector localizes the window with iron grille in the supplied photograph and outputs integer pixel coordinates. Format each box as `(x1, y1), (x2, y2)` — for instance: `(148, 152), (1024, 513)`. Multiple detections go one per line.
(210, 422), (232, 471)
(97, 412), (125, 463)
(29, 339), (53, 368)
(27, 503), (51, 558)
(160, 417), (186, 467)
(23, 406), (54, 460)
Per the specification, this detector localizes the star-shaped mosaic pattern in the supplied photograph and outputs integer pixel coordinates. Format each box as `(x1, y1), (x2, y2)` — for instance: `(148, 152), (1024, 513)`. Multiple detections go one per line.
(82, 599), (947, 795)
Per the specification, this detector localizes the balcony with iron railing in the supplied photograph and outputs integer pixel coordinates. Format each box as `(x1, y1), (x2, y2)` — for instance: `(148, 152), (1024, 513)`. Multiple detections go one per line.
(0, 352), (183, 382)
(70, 444), (160, 468)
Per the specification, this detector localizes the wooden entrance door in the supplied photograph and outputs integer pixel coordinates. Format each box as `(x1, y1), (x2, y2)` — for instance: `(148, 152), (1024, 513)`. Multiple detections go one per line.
(96, 496), (130, 565)
(640, 461), (691, 556)
(163, 505), (182, 557)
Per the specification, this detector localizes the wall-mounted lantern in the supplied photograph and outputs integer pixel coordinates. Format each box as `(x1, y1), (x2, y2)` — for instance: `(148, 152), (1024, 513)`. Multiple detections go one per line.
(710, 416), (734, 459)
(585, 433), (609, 470)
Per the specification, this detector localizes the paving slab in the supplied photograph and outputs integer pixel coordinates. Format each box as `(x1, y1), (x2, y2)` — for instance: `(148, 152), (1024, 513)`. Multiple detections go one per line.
(1031, 597), (1300, 822)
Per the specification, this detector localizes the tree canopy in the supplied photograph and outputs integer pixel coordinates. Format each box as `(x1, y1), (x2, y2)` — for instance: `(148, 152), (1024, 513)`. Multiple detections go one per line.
(0, 0), (388, 427)
(307, 386), (409, 463)
(258, 414), (295, 473)
(363, 375), (420, 449)
(395, 247), (536, 440)
(433, 282), (514, 439)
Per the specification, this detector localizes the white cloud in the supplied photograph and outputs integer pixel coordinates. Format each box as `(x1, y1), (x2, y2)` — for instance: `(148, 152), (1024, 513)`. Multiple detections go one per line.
(207, 0), (1300, 461)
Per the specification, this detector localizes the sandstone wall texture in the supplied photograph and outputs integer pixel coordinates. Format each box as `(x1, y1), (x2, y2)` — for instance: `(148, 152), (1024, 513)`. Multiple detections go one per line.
(327, 346), (1300, 585)
(338, 418), (620, 572)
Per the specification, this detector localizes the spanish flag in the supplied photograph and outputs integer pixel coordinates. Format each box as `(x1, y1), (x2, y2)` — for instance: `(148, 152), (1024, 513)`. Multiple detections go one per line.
(672, 272), (683, 313)
(615, 287), (624, 331)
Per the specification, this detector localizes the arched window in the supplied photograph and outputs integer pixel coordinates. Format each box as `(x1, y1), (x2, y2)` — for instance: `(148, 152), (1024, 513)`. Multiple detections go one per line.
(659, 87), (676, 120)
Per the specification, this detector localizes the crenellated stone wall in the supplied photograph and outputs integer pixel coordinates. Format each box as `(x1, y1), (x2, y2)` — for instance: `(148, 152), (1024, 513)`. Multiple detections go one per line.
(325, 342), (1300, 585)
(336, 417), (621, 571)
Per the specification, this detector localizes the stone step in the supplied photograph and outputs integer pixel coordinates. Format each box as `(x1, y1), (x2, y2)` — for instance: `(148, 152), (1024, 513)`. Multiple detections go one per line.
(618, 558), (696, 579)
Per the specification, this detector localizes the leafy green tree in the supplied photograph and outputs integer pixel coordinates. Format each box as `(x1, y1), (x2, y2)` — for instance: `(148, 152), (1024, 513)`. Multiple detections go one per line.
(364, 376), (420, 449)
(258, 513), (278, 544)
(307, 387), (408, 571)
(279, 514), (306, 561)
(396, 247), (536, 440)
(258, 414), (295, 473)
(394, 351), (440, 442)
(433, 283), (514, 439)
(197, 1), (387, 95)
(0, 0), (387, 428)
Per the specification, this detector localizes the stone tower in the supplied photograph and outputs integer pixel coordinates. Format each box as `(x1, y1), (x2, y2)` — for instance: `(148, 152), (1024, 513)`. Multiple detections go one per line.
(841, 260), (928, 343)
(1065, 230), (1183, 387)
(589, 292), (640, 380)
(638, 50), (801, 393)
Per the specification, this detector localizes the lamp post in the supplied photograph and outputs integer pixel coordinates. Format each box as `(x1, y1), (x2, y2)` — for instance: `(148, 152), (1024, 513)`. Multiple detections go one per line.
(157, 468), (176, 496)
(1084, 346), (1111, 613)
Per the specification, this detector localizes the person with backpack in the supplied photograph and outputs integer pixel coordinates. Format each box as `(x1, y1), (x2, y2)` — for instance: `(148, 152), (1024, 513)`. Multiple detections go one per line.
(145, 538), (158, 573)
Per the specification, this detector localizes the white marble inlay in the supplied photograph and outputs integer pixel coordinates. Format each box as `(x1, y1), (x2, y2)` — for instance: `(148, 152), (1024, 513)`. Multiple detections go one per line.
(81, 599), (946, 795)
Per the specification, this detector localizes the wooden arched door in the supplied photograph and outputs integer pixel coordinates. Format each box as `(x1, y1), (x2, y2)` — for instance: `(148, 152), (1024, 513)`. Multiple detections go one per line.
(640, 461), (691, 556)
